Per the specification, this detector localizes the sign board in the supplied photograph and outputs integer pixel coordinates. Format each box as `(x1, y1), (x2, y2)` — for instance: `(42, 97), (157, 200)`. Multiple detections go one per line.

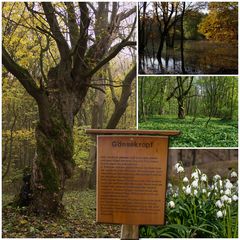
(96, 135), (169, 225)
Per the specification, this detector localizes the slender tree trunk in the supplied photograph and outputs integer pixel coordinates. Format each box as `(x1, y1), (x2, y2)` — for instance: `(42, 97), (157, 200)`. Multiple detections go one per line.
(178, 97), (185, 119)
(157, 32), (166, 60)
(139, 2), (147, 54)
(180, 3), (186, 74)
(89, 73), (106, 189)
(229, 78), (235, 120)
(3, 114), (17, 179)
(140, 78), (146, 121)
(192, 149), (197, 166)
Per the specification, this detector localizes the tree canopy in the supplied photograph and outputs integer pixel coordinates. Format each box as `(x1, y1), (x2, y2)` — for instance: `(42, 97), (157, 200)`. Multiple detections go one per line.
(198, 2), (238, 41)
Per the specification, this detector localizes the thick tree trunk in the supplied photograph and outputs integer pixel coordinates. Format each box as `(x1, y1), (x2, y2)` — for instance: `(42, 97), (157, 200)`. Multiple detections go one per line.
(29, 116), (75, 214)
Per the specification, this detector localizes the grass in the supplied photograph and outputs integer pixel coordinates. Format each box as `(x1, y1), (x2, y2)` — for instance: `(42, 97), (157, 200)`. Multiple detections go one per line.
(139, 115), (237, 147)
(2, 190), (120, 238)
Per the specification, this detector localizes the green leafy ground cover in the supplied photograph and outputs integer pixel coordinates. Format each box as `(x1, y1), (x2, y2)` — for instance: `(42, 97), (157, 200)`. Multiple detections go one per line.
(139, 116), (237, 147)
(2, 190), (120, 238)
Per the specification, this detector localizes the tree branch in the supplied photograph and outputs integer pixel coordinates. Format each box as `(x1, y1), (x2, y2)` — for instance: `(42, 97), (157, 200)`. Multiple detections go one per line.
(118, 6), (136, 21)
(84, 41), (136, 78)
(106, 64), (136, 129)
(42, 2), (70, 60)
(65, 2), (79, 48)
(2, 46), (42, 100)
(108, 66), (118, 105)
(72, 2), (90, 74)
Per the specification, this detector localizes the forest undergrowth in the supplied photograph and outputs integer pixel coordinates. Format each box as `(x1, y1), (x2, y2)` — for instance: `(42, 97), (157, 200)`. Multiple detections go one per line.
(2, 190), (120, 238)
(139, 115), (237, 147)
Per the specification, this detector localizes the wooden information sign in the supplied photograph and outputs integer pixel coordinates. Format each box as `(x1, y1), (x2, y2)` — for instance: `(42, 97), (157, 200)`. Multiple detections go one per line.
(86, 129), (180, 226)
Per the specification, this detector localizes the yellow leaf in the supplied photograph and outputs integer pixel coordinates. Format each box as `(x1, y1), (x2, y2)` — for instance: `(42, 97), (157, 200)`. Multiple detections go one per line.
(20, 219), (28, 225)
(64, 232), (70, 237)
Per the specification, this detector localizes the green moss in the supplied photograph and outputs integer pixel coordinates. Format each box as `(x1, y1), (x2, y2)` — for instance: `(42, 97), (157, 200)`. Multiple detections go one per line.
(39, 161), (59, 193)
(35, 120), (75, 191)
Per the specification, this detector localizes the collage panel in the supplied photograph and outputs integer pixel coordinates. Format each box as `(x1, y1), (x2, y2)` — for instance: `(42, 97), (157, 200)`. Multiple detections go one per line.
(138, 2), (238, 74)
(138, 76), (238, 147)
(140, 149), (238, 238)
(2, 1), (137, 238)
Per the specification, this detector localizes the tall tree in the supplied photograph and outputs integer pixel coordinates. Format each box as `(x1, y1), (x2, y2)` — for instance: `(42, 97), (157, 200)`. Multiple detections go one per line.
(166, 76), (194, 119)
(154, 2), (181, 59)
(2, 2), (136, 214)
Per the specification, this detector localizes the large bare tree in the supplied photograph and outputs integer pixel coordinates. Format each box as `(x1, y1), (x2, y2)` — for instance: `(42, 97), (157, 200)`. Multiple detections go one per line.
(2, 2), (136, 214)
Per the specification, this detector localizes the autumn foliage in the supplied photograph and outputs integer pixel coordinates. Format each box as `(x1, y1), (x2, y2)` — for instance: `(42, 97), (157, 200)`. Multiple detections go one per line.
(198, 3), (238, 41)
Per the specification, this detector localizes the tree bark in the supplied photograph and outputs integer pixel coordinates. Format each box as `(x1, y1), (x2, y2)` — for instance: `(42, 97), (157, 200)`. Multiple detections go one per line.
(177, 98), (185, 119)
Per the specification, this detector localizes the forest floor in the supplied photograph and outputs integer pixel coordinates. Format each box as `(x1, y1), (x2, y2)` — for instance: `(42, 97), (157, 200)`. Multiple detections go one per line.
(2, 190), (120, 238)
(139, 115), (238, 147)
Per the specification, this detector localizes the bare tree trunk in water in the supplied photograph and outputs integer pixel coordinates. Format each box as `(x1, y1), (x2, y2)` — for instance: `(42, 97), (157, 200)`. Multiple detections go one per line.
(180, 2), (186, 74)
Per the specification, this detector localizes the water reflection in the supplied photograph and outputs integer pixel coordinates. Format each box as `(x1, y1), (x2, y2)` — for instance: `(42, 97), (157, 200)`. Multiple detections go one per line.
(139, 40), (238, 74)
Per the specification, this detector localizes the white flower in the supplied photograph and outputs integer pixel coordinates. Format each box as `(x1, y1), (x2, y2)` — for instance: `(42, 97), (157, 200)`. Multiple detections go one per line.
(202, 189), (207, 194)
(222, 209), (226, 216)
(231, 171), (237, 178)
(227, 197), (232, 204)
(221, 195), (229, 202)
(193, 189), (198, 196)
(168, 183), (173, 188)
(201, 174), (207, 182)
(191, 171), (199, 179)
(216, 211), (223, 218)
(168, 201), (175, 208)
(185, 185), (191, 195)
(224, 189), (231, 196)
(177, 166), (184, 173)
(215, 200), (223, 208)
(182, 186), (186, 191)
(213, 175), (221, 182)
(175, 163), (180, 170)
(218, 180), (223, 188)
(225, 181), (233, 189)
(220, 190), (223, 194)
(232, 195), (238, 201)
(192, 179), (199, 188)
(183, 177), (189, 183)
(207, 192), (211, 197)
(173, 193), (178, 197)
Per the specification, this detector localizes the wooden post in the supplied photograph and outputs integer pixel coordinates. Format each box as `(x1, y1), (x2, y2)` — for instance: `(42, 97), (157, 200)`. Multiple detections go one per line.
(121, 224), (139, 240)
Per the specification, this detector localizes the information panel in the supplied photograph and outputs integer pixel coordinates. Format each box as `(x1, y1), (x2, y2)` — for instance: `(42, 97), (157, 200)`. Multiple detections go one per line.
(96, 135), (169, 225)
